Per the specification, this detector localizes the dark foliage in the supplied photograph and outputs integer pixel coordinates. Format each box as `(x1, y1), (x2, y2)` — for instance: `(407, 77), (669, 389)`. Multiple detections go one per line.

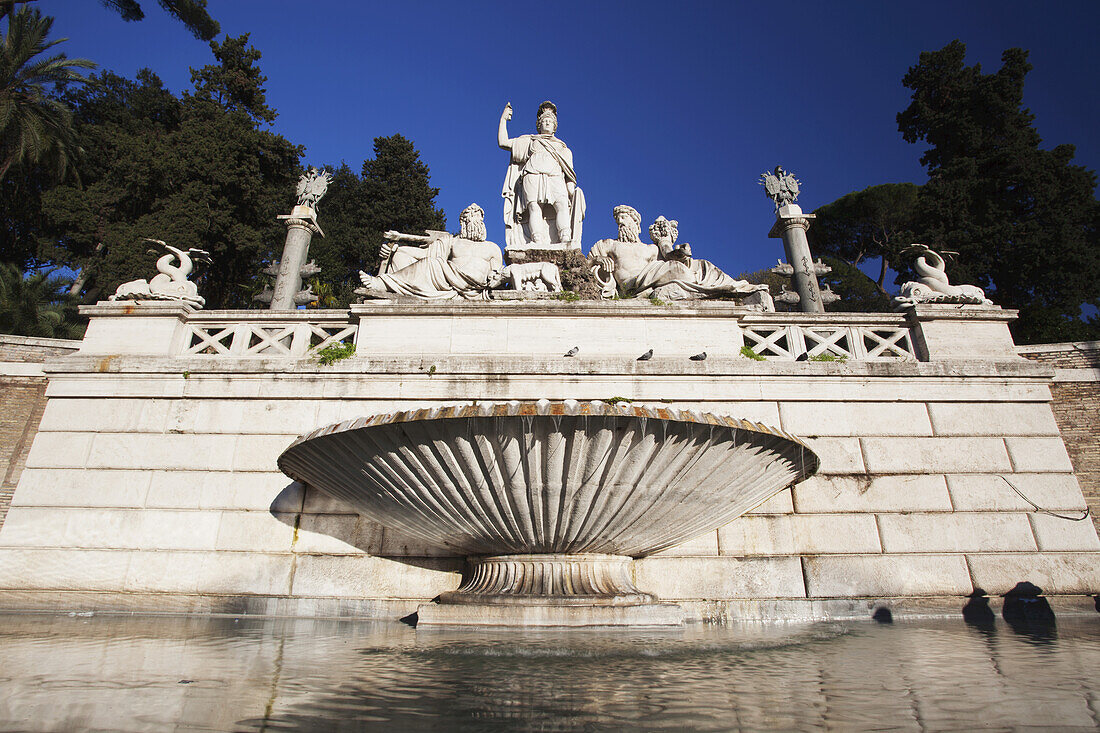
(898, 41), (1100, 343)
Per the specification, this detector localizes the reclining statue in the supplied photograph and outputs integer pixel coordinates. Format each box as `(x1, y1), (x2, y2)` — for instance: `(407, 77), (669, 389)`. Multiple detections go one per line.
(588, 206), (769, 301)
(357, 204), (503, 301)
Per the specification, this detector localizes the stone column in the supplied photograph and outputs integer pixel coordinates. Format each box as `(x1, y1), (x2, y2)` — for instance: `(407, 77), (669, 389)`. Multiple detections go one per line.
(269, 206), (323, 310)
(768, 204), (824, 313)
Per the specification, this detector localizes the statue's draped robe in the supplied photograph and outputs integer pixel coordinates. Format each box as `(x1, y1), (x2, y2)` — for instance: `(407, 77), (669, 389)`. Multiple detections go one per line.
(502, 134), (586, 249)
(589, 239), (759, 299)
(373, 236), (498, 300)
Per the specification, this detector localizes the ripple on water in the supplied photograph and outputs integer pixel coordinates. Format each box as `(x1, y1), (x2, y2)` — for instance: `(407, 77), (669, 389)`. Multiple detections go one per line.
(0, 615), (1098, 732)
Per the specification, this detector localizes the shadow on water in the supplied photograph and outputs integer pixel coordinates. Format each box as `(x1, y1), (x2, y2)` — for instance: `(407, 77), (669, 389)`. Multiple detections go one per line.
(1001, 581), (1058, 642)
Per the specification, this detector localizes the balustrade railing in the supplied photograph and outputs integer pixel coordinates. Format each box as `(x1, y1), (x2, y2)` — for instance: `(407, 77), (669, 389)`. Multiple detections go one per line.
(181, 313), (356, 357)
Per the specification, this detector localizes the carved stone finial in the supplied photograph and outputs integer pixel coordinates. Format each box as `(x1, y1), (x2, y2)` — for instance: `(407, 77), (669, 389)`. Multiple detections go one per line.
(759, 165), (801, 210)
(295, 167), (333, 211)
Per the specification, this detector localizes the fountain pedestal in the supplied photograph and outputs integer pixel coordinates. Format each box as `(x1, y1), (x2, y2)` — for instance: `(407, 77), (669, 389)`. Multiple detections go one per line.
(418, 553), (684, 627)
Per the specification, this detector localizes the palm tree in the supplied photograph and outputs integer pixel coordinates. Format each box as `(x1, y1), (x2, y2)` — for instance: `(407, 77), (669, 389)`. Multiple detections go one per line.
(0, 262), (84, 338)
(0, 7), (94, 181)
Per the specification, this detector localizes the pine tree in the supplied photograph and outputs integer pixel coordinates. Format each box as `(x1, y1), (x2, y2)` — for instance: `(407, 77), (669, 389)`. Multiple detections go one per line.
(898, 41), (1100, 343)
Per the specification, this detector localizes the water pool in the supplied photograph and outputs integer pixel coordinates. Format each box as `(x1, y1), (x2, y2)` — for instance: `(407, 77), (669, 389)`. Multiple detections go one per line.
(0, 613), (1097, 731)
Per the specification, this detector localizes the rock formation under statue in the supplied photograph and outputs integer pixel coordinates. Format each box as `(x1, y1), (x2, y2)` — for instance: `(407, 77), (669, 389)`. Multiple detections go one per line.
(109, 239), (210, 308)
(277, 400), (820, 626)
(589, 206), (770, 302)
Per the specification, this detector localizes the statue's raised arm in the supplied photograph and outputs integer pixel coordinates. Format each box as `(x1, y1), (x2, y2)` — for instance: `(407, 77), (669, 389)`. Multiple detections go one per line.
(500, 100), (585, 251)
(498, 103), (513, 150)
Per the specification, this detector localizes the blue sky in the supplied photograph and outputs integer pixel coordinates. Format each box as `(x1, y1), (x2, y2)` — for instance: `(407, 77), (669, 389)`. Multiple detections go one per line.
(40, 0), (1100, 282)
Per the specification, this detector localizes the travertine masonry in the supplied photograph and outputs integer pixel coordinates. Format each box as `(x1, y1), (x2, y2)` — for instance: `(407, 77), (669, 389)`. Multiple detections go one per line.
(0, 307), (1097, 621)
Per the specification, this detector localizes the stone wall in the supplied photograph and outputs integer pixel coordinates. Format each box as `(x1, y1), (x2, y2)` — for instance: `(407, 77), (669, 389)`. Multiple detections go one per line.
(0, 336), (81, 530)
(1018, 341), (1100, 535)
(0, 306), (1096, 622)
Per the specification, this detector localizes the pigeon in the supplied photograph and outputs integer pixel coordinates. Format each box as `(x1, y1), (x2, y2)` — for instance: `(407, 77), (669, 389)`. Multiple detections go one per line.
(689, 351), (707, 361)
(637, 349), (653, 361)
(563, 346), (579, 357)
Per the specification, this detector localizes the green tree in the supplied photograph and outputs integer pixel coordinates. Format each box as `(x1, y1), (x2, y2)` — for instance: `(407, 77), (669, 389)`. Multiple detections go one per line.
(0, 7), (94, 182)
(0, 262), (83, 338)
(42, 36), (302, 308)
(93, 1), (219, 41)
(810, 183), (919, 294)
(898, 41), (1100, 343)
(309, 136), (446, 305)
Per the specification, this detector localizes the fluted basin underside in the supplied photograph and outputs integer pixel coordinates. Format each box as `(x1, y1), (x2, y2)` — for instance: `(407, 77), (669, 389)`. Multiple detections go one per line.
(278, 400), (819, 558)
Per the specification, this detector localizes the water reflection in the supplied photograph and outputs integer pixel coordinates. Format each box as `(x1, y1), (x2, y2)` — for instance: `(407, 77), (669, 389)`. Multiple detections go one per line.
(0, 614), (1097, 731)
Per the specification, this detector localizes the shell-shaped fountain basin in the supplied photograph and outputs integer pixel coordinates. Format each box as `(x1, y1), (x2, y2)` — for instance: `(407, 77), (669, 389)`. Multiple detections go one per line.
(277, 400), (819, 558)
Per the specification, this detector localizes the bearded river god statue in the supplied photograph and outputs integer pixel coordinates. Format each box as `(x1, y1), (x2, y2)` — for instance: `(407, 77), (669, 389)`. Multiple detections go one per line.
(499, 101), (586, 252)
(588, 205), (771, 303)
(356, 204), (504, 301)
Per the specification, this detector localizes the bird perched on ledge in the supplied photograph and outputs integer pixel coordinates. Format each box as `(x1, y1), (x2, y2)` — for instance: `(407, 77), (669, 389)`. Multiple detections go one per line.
(563, 346), (579, 357)
(637, 349), (653, 361)
(689, 352), (707, 361)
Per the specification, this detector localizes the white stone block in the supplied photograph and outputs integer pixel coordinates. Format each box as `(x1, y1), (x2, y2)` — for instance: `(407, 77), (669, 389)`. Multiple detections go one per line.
(294, 514), (384, 555)
(1028, 514), (1100, 551)
(231, 434), (298, 472)
(123, 550), (293, 595)
(24, 432), (93, 469)
(947, 474), (1087, 512)
(877, 513), (1036, 553)
(86, 433), (237, 471)
(215, 511), (298, 553)
(163, 399), (322, 436)
(793, 474), (952, 513)
(718, 515), (880, 556)
(0, 548), (132, 591)
(634, 556), (806, 599)
(743, 487), (794, 514)
(778, 401), (932, 437)
(861, 437), (1011, 474)
(966, 552), (1100, 594)
(301, 485), (358, 514)
(289, 555), (461, 598)
(650, 530), (719, 557)
(46, 374), (184, 400)
(927, 402), (1060, 437)
(379, 528), (460, 557)
(2, 507), (225, 552)
(804, 554), (972, 597)
(38, 398), (172, 433)
(146, 471), (301, 512)
(10, 468), (152, 508)
(1004, 437), (1075, 472)
(803, 437), (865, 474)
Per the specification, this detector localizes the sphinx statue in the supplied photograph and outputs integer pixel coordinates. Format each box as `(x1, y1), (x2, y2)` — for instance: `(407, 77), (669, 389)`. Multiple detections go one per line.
(357, 204), (503, 301)
(499, 101), (585, 253)
(588, 206), (769, 302)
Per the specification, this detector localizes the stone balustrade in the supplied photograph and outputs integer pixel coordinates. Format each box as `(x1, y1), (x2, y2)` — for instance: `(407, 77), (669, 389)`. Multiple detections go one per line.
(75, 301), (1021, 363)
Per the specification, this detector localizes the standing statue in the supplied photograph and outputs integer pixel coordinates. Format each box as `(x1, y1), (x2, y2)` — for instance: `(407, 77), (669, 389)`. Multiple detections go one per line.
(588, 206), (768, 301)
(499, 101), (586, 251)
(110, 239), (211, 308)
(759, 166), (801, 210)
(894, 243), (992, 306)
(357, 204), (503, 301)
(295, 167), (332, 211)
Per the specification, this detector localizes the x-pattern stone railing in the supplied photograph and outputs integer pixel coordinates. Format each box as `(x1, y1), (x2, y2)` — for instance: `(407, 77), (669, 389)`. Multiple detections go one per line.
(739, 314), (917, 361)
(181, 312), (356, 357)
(174, 309), (916, 361)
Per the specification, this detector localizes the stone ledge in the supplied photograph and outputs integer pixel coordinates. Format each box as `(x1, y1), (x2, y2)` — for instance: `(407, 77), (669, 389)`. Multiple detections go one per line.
(41, 354), (1054, 379)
